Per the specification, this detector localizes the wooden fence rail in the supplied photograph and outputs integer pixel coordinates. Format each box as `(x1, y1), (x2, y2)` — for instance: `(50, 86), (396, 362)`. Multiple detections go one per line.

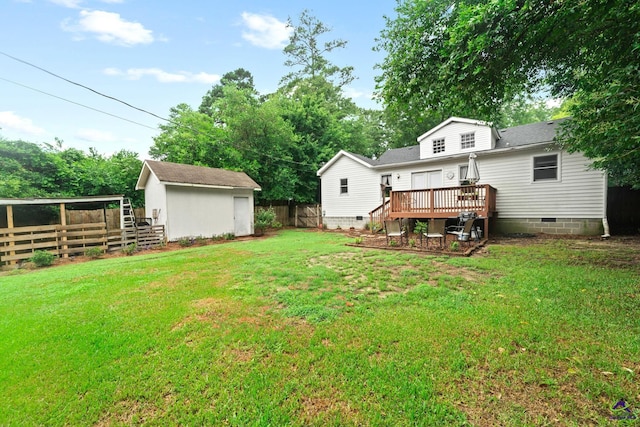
(0, 223), (165, 265)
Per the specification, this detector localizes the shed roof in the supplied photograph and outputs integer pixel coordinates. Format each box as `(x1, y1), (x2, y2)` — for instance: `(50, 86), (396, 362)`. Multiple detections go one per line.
(136, 160), (261, 191)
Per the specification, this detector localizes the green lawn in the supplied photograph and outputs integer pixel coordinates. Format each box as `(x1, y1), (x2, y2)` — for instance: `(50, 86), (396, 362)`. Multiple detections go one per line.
(0, 230), (638, 426)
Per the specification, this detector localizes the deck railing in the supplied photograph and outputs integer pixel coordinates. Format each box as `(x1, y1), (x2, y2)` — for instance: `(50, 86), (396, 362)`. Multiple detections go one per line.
(370, 184), (497, 226)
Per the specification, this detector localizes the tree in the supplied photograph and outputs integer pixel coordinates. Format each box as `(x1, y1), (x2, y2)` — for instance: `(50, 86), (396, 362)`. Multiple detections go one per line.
(0, 137), (142, 204)
(199, 68), (256, 117)
(281, 10), (355, 89)
(376, 0), (640, 186)
(149, 103), (232, 167)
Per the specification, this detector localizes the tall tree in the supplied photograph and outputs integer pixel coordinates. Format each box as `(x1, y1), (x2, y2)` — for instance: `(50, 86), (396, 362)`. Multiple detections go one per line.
(281, 10), (355, 89)
(376, 0), (640, 186)
(199, 68), (256, 117)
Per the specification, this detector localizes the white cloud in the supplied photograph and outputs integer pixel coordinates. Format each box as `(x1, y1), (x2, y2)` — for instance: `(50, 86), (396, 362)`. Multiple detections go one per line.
(240, 12), (291, 49)
(62, 10), (154, 46)
(75, 128), (115, 143)
(49, 0), (83, 8)
(104, 67), (220, 84)
(0, 111), (45, 136)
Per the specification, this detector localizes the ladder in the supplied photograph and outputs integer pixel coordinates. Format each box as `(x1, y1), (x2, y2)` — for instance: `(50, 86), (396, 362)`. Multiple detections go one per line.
(120, 198), (138, 248)
(121, 198), (136, 229)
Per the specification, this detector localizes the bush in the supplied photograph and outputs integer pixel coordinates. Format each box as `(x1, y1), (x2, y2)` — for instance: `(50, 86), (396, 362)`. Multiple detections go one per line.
(178, 237), (194, 247)
(85, 247), (103, 259)
(30, 250), (55, 267)
(255, 207), (278, 234)
(122, 243), (137, 256)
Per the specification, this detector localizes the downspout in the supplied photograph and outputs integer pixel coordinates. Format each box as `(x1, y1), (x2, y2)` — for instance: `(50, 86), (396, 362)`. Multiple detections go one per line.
(601, 172), (610, 239)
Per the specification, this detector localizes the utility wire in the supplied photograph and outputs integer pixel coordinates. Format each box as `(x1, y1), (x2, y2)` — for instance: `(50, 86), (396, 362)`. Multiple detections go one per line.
(0, 50), (170, 123)
(0, 50), (317, 168)
(0, 76), (158, 130)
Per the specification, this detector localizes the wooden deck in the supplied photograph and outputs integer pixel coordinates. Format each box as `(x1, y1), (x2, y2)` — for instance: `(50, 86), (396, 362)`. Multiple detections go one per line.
(369, 184), (497, 235)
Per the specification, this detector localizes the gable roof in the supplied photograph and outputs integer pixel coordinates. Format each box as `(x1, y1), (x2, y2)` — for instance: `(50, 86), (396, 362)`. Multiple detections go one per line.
(416, 117), (495, 142)
(317, 118), (569, 175)
(316, 150), (378, 176)
(496, 118), (567, 149)
(136, 160), (261, 191)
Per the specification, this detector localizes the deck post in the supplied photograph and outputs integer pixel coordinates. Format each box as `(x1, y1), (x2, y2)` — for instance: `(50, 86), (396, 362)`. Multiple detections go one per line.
(6, 205), (15, 265)
(60, 203), (68, 258)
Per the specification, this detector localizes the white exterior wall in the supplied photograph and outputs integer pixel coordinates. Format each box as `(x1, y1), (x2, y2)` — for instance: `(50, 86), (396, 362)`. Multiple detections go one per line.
(478, 148), (606, 218)
(164, 186), (254, 240)
(419, 122), (495, 159)
(319, 146), (606, 231)
(320, 156), (381, 227)
(143, 173), (168, 226)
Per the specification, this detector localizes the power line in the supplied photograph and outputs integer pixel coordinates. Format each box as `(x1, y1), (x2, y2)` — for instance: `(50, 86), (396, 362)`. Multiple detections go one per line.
(0, 76), (158, 131)
(0, 50), (317, 168)
(0, 50), (170, 123)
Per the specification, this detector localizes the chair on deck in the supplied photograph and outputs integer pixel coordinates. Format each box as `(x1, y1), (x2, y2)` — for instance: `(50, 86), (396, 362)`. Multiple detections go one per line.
(384, 220), (406, 246)
(423, 219), (446, 248)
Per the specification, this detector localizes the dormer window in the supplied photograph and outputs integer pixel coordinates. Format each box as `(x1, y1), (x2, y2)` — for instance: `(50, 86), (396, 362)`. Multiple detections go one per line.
(461, 132), (475, 149)
(432, 138), (445, 154)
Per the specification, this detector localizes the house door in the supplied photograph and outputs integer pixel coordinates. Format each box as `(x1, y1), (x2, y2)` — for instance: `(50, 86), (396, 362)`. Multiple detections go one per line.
(412, 170), (442, 189)
(234, 197), (251, 237)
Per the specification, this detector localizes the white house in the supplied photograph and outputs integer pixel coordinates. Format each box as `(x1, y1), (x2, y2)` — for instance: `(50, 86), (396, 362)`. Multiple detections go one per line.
(136, 160), (261, 240)
(317, 117), (608, 236)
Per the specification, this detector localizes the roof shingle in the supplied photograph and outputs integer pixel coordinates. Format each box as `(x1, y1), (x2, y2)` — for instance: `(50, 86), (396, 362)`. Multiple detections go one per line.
(144, 160), (261, 190)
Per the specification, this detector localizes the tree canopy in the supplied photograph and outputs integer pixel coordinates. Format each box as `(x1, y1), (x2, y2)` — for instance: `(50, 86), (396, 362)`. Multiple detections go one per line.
(149, 11), (387, 203)
(0, 137), (143, 206)
(376, 0), (640, 186)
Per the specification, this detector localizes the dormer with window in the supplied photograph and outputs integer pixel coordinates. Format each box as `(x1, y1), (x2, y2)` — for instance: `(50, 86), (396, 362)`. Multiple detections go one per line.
(417, 117), (499, 160)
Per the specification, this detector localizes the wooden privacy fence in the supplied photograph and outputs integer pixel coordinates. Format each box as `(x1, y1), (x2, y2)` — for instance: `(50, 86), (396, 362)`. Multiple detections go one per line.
(0, 223), (165, 265)
(255, 204), (322, 228)
(293, 204), (321, 228)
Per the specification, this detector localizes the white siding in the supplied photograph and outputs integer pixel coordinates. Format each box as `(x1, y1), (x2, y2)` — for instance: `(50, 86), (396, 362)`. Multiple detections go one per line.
(320, 155), (381, 218)
(478, 148), (606, 218)
(322, 147), (605, 224)
(143, 173), (167, 227)
(165, 186), (254, 240)
(419, 122), (495, 159)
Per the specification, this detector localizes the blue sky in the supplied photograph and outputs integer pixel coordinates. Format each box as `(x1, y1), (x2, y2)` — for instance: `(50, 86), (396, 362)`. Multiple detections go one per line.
(0, 0), (397, 158)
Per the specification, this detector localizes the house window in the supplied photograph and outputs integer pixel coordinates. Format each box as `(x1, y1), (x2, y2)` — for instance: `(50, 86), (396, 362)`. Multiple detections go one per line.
(433, 138), (445, 154)
(533, 154), (559, 181)
(461, 132), (475, 149)
(381, 174), (392, 197)
(459, 165), (468, 184)
(340, 178), (348, 194)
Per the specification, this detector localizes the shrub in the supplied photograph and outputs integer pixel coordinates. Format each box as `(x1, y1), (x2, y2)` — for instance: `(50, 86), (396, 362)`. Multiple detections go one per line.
(30, 250), (55, 267)
(122, 243), (137, 256)
(354, 237), (363, 245)
(255, 207), (278, 235)
(195, 235), (207, 245)
(223, 233), (236, 241)
(414, 221), (428, 235)
(178, 237), (194, 247)
(409, 238), (416, 248)
(450, 241), (460, 251)
(85, 247), (103, 259)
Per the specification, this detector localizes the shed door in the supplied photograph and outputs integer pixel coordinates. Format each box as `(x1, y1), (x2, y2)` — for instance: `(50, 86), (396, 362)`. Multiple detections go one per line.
(234, 197), (251, 237)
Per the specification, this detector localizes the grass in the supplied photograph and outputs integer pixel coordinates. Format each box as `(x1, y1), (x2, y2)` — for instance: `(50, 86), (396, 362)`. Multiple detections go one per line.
(0, 230), (638, 425)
